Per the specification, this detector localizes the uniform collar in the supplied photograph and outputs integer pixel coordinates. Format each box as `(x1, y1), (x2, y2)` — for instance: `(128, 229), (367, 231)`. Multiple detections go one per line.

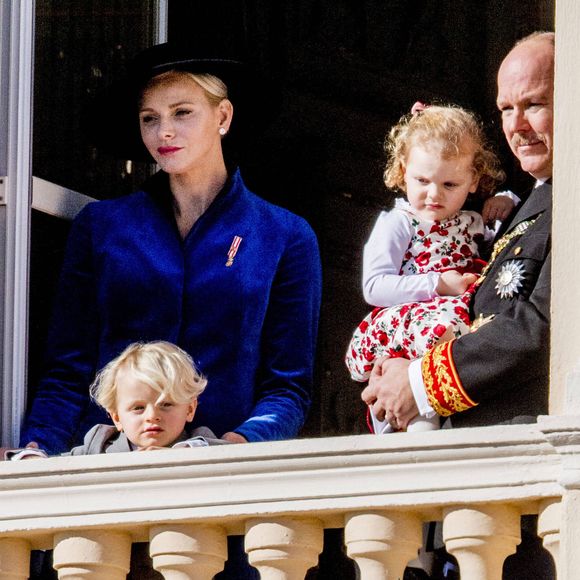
(505, 180), (552, 232)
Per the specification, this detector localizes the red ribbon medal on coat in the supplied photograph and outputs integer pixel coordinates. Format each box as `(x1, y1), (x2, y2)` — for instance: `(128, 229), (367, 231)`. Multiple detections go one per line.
(226, 236), (243, 267)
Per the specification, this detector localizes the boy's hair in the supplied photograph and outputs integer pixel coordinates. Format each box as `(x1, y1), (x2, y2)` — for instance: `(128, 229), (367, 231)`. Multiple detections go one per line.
(383, 104), (505, 197)
(90, 341), (207, 412)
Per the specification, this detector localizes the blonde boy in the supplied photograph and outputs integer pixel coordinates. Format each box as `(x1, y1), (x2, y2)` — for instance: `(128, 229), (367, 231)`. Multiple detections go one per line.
(3, 342), (224, 459)
(69, 341), (225, 454)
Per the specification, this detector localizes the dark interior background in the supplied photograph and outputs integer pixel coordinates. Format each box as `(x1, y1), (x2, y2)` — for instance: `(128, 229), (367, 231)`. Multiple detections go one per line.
(28, 0), (554, 438)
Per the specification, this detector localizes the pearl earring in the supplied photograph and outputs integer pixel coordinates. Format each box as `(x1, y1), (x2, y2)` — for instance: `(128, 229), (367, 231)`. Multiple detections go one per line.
(219, 127), (227, 136)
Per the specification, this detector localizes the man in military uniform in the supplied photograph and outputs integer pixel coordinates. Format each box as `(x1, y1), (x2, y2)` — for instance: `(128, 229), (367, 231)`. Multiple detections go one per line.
(362, 31), (554, 431)
(363, 30), (555, 580)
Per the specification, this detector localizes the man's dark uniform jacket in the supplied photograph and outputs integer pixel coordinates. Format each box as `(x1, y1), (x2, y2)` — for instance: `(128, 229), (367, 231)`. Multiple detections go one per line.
(422, 182), (552, 426)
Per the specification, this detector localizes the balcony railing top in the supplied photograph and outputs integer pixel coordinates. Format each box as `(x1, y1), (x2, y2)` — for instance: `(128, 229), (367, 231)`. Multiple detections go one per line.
(1, 415), (579, 551)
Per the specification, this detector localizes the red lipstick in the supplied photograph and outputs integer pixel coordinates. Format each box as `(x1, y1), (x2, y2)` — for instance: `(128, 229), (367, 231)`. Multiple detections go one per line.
(157, 146), (182, 155)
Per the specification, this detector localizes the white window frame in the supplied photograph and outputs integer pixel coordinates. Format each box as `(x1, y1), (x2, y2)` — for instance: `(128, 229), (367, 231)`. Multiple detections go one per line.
(0, 0), (167, 446)
(0, 0), (34, 446)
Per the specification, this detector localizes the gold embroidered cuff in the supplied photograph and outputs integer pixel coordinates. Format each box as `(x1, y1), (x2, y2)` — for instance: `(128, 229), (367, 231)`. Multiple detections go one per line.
(422, 339), (478, 416)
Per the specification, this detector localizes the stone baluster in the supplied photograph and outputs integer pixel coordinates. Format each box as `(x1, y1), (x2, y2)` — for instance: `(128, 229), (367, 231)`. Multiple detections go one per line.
(149, 524), (227, 579)
(537, 498), (561, 577)
(443, 505), (521, 580)
(344, 511), (422, 579)
(560, 490), (580, 580)
(0, 538), (30, 580)
(53, 530), (131, 579)
(245, 517), (324, 579)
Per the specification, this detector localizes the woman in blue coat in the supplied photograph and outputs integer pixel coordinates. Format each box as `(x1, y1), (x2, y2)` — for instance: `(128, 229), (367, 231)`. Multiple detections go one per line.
(20, 43), (322, 454)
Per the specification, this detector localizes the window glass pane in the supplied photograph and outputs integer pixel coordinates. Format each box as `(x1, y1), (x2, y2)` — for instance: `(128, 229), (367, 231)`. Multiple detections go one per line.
(33, 0), (157, 199)
(28, 1), (158, 405)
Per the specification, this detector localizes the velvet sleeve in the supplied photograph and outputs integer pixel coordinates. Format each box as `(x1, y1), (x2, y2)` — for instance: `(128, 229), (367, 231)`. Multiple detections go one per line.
(20, 205), (100, 454)
(233, 218), (322, 442)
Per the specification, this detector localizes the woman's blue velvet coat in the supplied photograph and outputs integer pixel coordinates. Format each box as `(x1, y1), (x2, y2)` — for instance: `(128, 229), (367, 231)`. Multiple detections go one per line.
(21, 170), (322, 453)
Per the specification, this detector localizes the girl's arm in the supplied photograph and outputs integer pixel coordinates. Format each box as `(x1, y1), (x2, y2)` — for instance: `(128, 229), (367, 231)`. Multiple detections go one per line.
(363, 210), (441, 307)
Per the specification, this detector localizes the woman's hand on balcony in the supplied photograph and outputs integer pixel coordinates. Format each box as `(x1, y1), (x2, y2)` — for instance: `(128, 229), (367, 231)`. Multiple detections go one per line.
(221, 432), (248, 444)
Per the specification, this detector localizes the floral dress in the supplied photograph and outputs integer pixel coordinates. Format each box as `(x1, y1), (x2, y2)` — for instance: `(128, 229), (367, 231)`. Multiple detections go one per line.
(346, 209), (484, 382)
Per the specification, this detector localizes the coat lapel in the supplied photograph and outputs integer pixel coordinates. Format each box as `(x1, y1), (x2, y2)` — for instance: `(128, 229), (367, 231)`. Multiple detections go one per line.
(106, 431), (134, 453)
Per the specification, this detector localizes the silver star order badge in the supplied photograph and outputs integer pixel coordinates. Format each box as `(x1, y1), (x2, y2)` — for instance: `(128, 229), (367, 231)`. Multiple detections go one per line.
(495, 260), (525, 299)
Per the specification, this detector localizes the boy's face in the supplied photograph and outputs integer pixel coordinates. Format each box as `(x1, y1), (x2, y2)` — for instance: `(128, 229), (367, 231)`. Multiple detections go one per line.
(110, 368), (196, 449)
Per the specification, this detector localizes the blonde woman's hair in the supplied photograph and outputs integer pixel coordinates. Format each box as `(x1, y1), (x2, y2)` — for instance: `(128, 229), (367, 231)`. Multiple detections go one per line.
(141, 69), (228, 107)
(90, 341), (207, 412)
(383, 104), (505, 198)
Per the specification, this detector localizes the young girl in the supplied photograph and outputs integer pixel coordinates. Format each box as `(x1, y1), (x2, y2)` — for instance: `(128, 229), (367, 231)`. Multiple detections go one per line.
(346, 104), (506, 430)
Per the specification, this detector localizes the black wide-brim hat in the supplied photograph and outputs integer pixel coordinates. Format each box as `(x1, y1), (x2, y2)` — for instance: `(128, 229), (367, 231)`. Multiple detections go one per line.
(90, 42), (270, 162)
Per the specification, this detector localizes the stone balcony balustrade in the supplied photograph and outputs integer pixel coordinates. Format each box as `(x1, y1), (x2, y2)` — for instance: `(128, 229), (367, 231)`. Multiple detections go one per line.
(0, 415), (579, 579)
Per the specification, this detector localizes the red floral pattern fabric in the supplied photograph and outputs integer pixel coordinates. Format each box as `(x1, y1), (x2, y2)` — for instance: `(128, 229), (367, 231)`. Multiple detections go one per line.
(346, 211), (483, 382)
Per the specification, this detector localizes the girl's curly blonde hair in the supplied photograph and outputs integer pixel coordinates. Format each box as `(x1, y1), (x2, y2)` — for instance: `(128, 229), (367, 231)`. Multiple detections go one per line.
(383, 105), (505, 197)
(90, 341), (207, 412)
